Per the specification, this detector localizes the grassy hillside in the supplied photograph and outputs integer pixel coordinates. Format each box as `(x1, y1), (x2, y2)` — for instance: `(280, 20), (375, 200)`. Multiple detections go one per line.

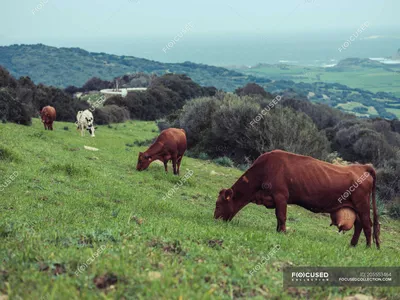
(0, 44), (269, 91)
(233, 59), (400, 97)
(0, 120), (399, 299)
(232, 62), (400, 119)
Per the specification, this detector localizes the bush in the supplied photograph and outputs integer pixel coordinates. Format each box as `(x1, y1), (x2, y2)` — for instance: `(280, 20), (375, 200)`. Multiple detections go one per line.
(213, 156), (234, 167)
(198, 152), (209, 160)
(388, 198), (400, 219)
(178, 94), (331, 164)
(105, 74), (213, 121)
(0, 88), (31, 125)
(179, 97), (218, 151)
(377, 159), (400, 202)
(235, 83), (269, 97)
(332, 122), (396, 166)
(81, 77), (112, 92)
(93, 105), (130, 125)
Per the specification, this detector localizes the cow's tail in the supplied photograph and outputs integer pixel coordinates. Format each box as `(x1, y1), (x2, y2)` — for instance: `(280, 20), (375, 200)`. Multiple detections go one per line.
(367, 165), (380, 249)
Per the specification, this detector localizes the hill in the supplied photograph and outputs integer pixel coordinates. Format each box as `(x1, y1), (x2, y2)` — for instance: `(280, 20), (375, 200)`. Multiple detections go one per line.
(2, 44), (400, 119)
(1, 119), (399, 299)
(231, 58), (400, 119)
(0, 44), (270, 91)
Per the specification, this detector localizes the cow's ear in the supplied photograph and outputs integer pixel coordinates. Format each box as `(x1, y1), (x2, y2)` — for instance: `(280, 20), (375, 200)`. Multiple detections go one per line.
(224, 188), (234, 201)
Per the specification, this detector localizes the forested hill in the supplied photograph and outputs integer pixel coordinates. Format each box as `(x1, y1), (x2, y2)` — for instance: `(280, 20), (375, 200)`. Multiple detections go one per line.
(2, 44), (400, 119)
(0, 44), (270, 91)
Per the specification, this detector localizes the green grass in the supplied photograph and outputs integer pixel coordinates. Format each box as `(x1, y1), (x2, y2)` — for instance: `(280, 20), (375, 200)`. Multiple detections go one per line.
(387, 108), (400, 119)
(335, 102), (379, 117)
(237, 64), (400, 97)
(0, 120), (399, 299)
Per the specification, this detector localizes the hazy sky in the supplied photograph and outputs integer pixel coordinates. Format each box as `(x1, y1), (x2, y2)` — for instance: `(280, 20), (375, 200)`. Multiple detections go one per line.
(1, 0), (398, 41)
(0, 0), (399, 65)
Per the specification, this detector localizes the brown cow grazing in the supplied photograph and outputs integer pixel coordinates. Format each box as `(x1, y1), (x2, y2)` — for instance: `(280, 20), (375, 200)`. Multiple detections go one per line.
(40, 106), (56, 130)
(136, 128), (187, 175)
(330, 207), (357, 232)
(214, 150), (380, 249)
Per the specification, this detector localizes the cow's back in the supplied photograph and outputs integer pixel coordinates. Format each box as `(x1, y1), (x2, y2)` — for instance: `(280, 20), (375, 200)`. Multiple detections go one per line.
(42, 106), (56, 120)
(77, 110), (94, 124)
(158, 128), (187, 155)
(250, 150), (373, 212)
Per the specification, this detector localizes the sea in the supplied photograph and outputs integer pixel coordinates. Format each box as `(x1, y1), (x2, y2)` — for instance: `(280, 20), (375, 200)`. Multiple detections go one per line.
(4, 29), (400, 68)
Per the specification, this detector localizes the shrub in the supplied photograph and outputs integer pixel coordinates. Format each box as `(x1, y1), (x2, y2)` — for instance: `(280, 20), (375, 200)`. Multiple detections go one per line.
(0, 88), (31, 125)
(178, 94), (330, 164)
(213, 156), (234, 167)
(198, 152), (209, 160)
(235, 83), (269, 97)
(94, 105), (130, 125)
(388, 198), (400, 219)
(377, 159), (400, 202)
(333, 123), (396, 166)
(81, 77), (112, 92)
(105, 74), (212, 121)
(179, 96), (218, 151)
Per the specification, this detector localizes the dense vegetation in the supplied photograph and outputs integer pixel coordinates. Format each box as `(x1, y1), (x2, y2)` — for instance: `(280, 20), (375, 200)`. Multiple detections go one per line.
(0, 66), (213, 125)
(266, 80), (400, 119)
(2, 44), (400, 119)
(104, 74), (217, 120)
(0, 44), (270, 91)
(234, 58), (400, 119)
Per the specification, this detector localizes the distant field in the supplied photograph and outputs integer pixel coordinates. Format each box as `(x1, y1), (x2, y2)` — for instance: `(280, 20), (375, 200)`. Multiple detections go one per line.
(387, 107), (400, 119)
(1, 120), (399, 299)
(235, 64), (400, 97)
(336, 102), (379, 117)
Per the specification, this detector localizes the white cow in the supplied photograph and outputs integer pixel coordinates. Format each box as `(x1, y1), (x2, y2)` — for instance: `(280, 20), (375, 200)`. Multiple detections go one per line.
(76, 110), (95, 137)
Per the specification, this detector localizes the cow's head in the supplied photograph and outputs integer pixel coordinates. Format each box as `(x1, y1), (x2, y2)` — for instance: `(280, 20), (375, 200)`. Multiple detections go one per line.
(40, 110), (48, 123)
(136, 152), (152, 171)
(214, 188), (235, 221)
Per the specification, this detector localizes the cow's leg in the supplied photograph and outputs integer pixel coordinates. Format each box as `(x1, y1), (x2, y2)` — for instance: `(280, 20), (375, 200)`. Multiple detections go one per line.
(360, 212), (372, 247)
(50, 123), (53, 130)
(163, 160), (168, 173)
(274, 194), (287, 232)
(352, 193), (373, 247)
(172, 155), (178, 175)
(350, 216), (363, 247)
(177, 156), (183, 175)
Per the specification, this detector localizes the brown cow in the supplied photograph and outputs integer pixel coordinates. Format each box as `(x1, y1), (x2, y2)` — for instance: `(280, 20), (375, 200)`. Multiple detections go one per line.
(136, 128), (187, 175)
(40, 106), (56, 130)
(214, 150), (380, 249)
(330, 207), (357, 232)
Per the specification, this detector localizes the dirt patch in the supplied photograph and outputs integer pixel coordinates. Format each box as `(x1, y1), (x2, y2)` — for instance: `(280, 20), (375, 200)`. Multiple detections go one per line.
(94, 273), (118, 289)
(148, 239), (185, 255)
(208, 239), (223, 248)
(38, 262), (66, 276)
